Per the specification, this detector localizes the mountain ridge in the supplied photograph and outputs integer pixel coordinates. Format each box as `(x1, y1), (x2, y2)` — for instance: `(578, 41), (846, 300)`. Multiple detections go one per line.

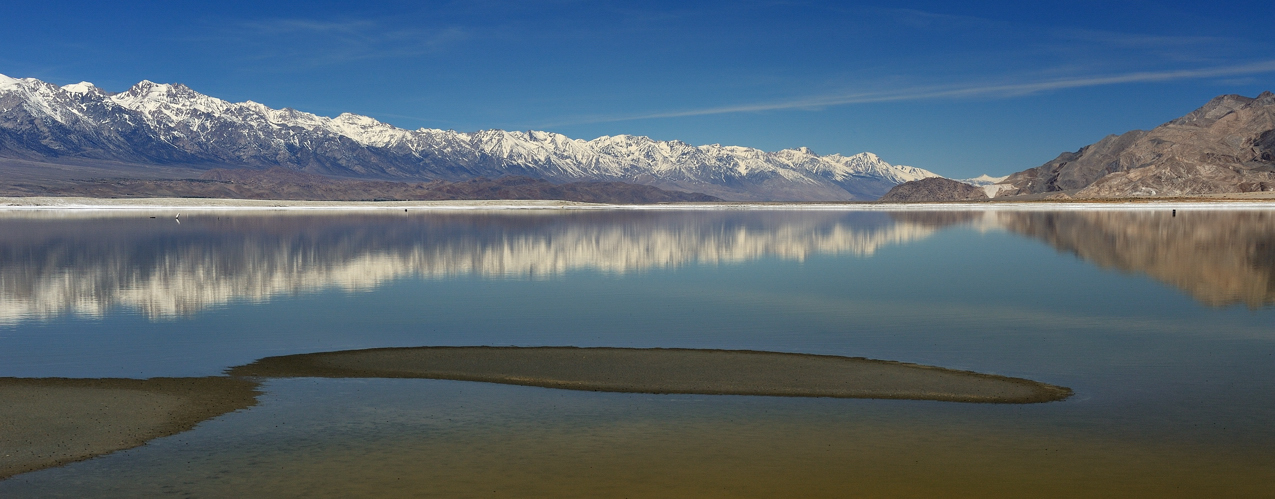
(0, 74), (938, 201)
(994, 91), (1275, 198)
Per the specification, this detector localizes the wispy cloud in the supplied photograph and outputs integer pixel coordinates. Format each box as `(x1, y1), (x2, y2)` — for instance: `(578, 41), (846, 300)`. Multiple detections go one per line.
(548, 60), (1275, 126)
(879, 8), (994, 30)
(238, 18), (380, 36)
(872, 8), (1249, 68)
(191, 17), (472, 70)
(1055, 29), (1229, 49)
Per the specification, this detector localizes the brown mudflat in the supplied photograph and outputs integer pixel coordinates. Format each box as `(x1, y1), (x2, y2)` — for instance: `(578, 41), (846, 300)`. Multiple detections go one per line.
(0, 377), (260, 480)
(228, 346), (1071, 403)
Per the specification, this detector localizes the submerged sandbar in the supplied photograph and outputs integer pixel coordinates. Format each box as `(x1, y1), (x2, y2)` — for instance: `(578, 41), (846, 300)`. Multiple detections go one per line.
(0, 377), (260, 480)
(229, 346), (1071, 403)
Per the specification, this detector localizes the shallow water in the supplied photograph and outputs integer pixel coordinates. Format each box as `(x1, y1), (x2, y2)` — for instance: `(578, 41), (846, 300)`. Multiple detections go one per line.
(1, 209), (1273, 497)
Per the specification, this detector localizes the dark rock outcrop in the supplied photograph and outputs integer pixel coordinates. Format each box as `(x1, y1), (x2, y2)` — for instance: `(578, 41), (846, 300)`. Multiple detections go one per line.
(877, 177), (989, 202)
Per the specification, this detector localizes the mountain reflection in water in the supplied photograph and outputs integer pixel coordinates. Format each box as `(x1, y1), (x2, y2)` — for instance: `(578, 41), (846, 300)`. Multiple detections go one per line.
(996, 210), (1275, 308)
(0, 211), (936, 323)
(1, 208), (1271, 324)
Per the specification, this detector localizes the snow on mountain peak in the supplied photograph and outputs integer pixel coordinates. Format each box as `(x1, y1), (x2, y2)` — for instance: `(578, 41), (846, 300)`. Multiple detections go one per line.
(0, 75), (92, 123)
(0, 74), (950, 200)
(326, 112), (413, 146)
(0, 74), (48, 94)
(122, 80), (158, 94)
(0, 73), (20, 91)
(61, 81), (103, 96)
(118, 81), (208, 103)
(958, 174), (1009, 186)
(106, 80), (243, 133)
(332, 112), (389, 129)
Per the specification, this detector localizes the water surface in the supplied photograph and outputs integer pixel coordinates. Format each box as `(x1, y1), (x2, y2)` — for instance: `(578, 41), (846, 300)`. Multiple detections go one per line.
(0, 209), (1272, 497)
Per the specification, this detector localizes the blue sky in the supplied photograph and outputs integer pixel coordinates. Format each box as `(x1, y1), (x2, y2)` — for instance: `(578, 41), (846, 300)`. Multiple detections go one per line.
(3, 0), (1274, 177)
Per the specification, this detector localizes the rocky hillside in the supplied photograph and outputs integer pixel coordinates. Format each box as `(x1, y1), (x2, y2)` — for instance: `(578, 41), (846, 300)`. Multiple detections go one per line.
(0, 74), (938, 201)
(997, 92), (1275, 198)
(877, 177), (989, 202)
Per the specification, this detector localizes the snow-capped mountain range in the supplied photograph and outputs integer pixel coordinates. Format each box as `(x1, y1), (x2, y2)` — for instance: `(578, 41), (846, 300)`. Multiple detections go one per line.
(0, 74), (940, 200)
(957, 174), (1008, 187)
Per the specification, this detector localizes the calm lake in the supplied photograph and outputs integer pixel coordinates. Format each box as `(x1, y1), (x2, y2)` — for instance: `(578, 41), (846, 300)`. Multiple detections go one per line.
(1, 207), (1273, 497)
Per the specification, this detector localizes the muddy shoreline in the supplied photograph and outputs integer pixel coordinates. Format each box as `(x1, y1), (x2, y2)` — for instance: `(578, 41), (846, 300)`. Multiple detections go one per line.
(230, 346), (1072, 403)
(0, 377), (260, 480)
(1, 346), (1070, 481)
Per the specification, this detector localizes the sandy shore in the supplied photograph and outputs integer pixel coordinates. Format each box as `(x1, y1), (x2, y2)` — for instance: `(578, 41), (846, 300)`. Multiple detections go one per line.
(0, 377), (260, 480)
(229, 346), (1072, 403)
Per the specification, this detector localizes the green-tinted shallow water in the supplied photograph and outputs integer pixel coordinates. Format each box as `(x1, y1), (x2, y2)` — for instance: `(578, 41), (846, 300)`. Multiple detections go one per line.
(1, 209), (1273, 497)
